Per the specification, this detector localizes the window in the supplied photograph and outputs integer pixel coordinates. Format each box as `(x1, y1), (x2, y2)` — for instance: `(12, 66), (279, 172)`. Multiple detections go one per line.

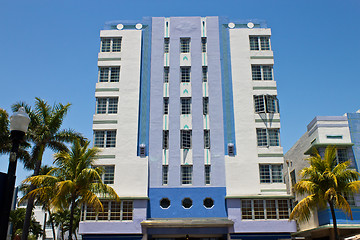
(252, 65), (273, 81)
(181, 67), (191, 82)
(203, 97), (209, 115)
(163, 97), (169, 114)
(101, 38), (122, 52)
(201, 37), (207, 52)
(290, 170), (296, 186)
(83, 200), (133, 221)
(256, 128), (280, 147)
(181, 130), (192, 149)
(203, 198), (214, 208)
(182, 198), (193, 208)
(181, 98), (191, 115)
(249, 36), (270, 51)
(162, 165), (168, 185)
(99, 67), (120, 82)
(164, 67), (169, 83)
(94, 165), (115, 184)
(337, 149), (348, 164)
(205, 165), (211, 185)
(163, 130), (169, 149)
(180, 38), (190, 53)
(94, 130), (116, 148)
(253, 95), (279, 113)
(202, 67), (208, 82)
(241, 199), (291, 220)
(160, 198), (170, 208)
(204, 130), (210, 149)
(181, 165), (192, 184)
(96, 97), (118, 114)
(164, 38), (170, 53)
(259, 164), (283, 183)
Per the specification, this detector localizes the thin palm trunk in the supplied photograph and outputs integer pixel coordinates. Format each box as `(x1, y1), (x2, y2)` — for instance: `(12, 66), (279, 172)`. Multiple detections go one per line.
(42, 213), (47, 240)
(68, 197), (76, 240)
(329, 200), (339, 240)
(47, 209), (56, 240)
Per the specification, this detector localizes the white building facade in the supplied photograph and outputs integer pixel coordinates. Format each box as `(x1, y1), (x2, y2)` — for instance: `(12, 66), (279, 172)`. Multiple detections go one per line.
(79, 16), (296, 240)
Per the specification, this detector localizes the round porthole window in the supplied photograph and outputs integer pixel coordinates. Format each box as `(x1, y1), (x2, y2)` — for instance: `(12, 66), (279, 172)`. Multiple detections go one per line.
(182, 198), (193, 209)
(203, 198), (214, 208)
(160, 198), (170, 209)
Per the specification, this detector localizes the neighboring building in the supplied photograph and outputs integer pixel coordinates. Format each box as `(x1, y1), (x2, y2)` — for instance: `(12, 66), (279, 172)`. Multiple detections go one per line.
(284, 111), (360, 240)
(79, 16), (296, 240)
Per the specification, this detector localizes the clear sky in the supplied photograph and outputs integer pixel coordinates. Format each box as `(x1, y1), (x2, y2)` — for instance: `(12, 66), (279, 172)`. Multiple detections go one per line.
(1, 0), (359, 186)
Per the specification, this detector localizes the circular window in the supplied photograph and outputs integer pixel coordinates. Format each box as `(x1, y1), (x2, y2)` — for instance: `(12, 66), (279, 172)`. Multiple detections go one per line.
(160, 198), (170, 209)
(203, 198), (214, 208)
(182, 198), (193, 209)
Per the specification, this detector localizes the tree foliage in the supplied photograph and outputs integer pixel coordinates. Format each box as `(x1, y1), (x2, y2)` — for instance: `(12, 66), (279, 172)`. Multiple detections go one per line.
(9, 208), (42, 240)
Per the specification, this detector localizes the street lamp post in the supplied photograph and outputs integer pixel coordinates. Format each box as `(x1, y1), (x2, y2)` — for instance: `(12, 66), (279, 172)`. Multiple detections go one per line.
(0, 107), (30, 240)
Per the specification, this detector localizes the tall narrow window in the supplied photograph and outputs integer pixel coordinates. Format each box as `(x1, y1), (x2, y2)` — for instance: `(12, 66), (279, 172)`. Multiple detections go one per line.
(106, 130), (116, 148)
(256, 129), (268, 146)
(162, 165), (168, 185)
(265, 95), (278, 113)
(201, 37), (207, 52)
(181, 165), (192, 184)
(164, 67), (169, 83)
(205, 165), (211, 185)
(180, 130), (192, 149)
(203, 97), (209, 115)
(163, 97), (169, 114)
(96, 165), (115, 184)
(180, 38), (190, 53)
(260, 36), (270, 50)
(253, 95), (265, 113)
(181, 98), (191, 115)
(96, 98), (107, 114)
(164, 38), (170, 53)
(268, 129), (280, 146)
(337, 149), (348, 164)
(108, 98), (118, 114)
(112, 38), (122, 52)
(241, 200), (253, 219)
(163, 130), (169, 149)
(110, 67), (120, 82)
(101, 38), (111, 52)
(254, 200), (265, 219)
(181, 67), (191, 82)
(99, 67), (110, 82)
(204, 130), (210, 149)
(202, 67), (208, 82)
(249, 36), (259, 50)
(262, 66), (273, 80)
(251, 66), (262, 80)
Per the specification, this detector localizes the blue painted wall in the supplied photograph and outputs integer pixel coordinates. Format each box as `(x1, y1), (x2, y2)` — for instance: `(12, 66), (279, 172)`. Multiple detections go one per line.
(347, 112), (360, 171)
(148, 187), (227, 218)
(318, 207), (360, 225)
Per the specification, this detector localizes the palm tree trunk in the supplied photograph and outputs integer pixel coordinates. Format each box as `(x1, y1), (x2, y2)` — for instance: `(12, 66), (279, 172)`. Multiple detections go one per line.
(47, 209), (56, 240)
(22, 147), (44, 240)
(68, 198), (76, 240)
(42, 212), (47, 240)
(329, 200), (339, 240)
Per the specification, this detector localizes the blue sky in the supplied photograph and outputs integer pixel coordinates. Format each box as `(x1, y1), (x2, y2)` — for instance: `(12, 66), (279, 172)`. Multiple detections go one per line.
(1, 0), (359, 185)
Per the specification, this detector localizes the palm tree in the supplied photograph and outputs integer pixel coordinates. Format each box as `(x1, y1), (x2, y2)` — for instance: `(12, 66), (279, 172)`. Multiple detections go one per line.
(12, 98), (84, 240)
(23, 140), (120, 240)
(290, 146), (360, 240)
(9, 208), (43, 240)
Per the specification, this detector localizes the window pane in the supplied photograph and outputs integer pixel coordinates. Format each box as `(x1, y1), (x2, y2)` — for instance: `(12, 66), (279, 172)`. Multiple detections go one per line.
(94, 131), (105, 148)
(106, 130), (116, 148)
(164, 67), (169, 83)
(164, 38), (170, 53)
(108, 98), (118, 114)
(256, 129), (268, 146)
(263, 66), (273, 80)
(260, 36), (270, 50)
(110, 201), (121, 220)
(241, 200), (253, 219)
(266, 200), (277, 219)
(203, 97), (209, 115)
(271, 165), (283, 183)
(180, 38), (190, 53)
(259, 165), (271, 183)
(163, 130), (169, 149)
(163, 97), (169, 114)
(98, 201), (109, 220)
(110, 67), (120, 82)
(181, 98), (191, 114)
(254, 95), (265, 113)
(254, 200), (265, 219)
(278, 200), (289, 219)
(122, 201), (133, 220)
(268, 129), (280, 146)
(202, 67), (208, 82)
(252, 65), (262, 80)
(85, 204), (97, 220)
(101, 38), (111, 52)
(181, 130), (192, 149)
(337, 149), (348, 163)
(162, 165), (168, 185)
(104, 166), (115, 184)
(205, 165), (211, 185)
(181, 165), (192, 184)
(265, 95), (277, 113)
(201, 37), (207, 52)
(112, 38), (122, 52)
(181, 67), (191, 82)
(204, 130), (210, 149)
(96, 98), (107, 114)
(99, 67), (109, 82)
(249, 36), (259, 50)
